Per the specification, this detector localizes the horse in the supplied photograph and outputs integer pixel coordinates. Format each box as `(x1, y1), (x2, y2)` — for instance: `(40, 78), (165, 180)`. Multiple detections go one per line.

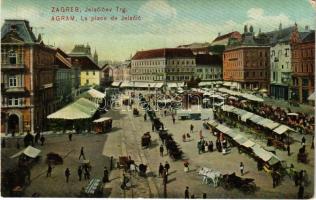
(198, 167), (222, 187)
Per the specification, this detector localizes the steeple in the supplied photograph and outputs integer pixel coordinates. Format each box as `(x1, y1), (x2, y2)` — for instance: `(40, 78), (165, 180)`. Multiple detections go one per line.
(279, 23), (282, 30)
(249, 25), (254, 33)
(93, 48), (98, 65)
(244, 25), (248, 33)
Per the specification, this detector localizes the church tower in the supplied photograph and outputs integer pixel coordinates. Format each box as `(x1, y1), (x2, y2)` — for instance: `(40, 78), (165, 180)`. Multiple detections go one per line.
(93, 49), (98, 65)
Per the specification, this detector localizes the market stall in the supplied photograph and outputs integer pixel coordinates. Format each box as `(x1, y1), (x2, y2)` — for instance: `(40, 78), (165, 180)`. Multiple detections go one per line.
(92, 117), (113, 133)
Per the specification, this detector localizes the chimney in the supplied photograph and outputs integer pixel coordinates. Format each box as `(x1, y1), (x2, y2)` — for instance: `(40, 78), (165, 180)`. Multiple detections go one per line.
(305, 25), (309, 31)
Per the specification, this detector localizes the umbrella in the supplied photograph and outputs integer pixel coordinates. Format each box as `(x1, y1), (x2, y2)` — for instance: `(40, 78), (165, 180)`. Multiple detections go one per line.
(287, 113), (299, 116)
(228, 96), (238, 100)
(259, 88), (268, 93)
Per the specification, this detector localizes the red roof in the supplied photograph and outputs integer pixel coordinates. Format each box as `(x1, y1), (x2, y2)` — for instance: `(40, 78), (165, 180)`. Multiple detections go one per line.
(195, 54), (222, 65)
(132, 48), (194, 60)
(212, 31), (240, 42)
(70, 56), (100, 70)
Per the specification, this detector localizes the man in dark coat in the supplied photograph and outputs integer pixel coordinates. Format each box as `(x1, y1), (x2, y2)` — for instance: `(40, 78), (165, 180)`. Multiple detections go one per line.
(287, 145), (291, 156)
(103, 167), (109, 183)
(65, 168), (70, 183)
(298, 184), (304, 198)
(159, 163), (164, 177)
(79, 147), (85, 160)
(40, 135), (45, 146)
(164, 161), (170, 174)
(160, 145), (164, 157)
(68, 133), (73, 141)
(184, 186), (189, 199)
(78, 166), (82, 181)
(47, 164), (52, 177)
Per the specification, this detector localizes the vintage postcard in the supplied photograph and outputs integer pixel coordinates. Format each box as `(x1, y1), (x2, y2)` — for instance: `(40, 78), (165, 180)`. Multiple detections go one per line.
(1, 0), (315, 199)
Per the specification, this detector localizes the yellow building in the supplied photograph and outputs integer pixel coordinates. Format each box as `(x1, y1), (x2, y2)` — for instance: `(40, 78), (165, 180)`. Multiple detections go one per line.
(70, 55), (101, 86)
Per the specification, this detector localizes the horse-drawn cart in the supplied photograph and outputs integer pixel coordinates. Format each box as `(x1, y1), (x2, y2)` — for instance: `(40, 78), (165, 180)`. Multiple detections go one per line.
(141, 132), (151, 148)
(221, 172), (256, 194)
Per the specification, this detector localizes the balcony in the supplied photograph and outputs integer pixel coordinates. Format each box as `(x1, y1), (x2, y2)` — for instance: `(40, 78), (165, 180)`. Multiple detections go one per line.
(2, 86), (29, 95)
(1, 63), (25, 71)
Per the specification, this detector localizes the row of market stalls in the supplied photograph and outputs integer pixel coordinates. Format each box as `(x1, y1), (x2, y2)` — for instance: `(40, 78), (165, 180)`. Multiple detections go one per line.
(205, 120), (282, 171)
(217, 88), (264, 102)
(198, 81), (223, 87)
(220, 105), (295, 148)
(111, 81), (189, 89)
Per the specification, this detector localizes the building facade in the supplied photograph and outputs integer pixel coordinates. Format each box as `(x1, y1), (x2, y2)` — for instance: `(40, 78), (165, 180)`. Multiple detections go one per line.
(1, 19), (58, 134)
(195, 54), (222, 81)
(223, 25), (270, 90)
(290, 24), (315, 103)
(71, 55), (101, 86)
(69, 43), (98, 65)
(131, 48), (195, 83)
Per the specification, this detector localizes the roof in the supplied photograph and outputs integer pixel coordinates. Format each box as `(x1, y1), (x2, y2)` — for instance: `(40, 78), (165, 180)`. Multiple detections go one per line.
(70, 55), (100, 70)
(302, 30), (315, 42)
(1, 19), (37, 43)
(93, 117), (112, 123)
(81, 88), (105, 99)
(10, 146), (41, 159)
(132, 48), (194, 60)
(212, 31), (240, 42)
(70, 44), (91, 55)
(56, 52), (72, 69)
(178, 42), (211, 48)
(195, 54), (222, 66)
(47, 98), (98, 120)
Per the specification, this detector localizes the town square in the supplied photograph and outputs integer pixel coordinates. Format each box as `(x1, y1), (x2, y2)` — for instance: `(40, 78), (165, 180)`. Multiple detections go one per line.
(1, 0), (315, 199)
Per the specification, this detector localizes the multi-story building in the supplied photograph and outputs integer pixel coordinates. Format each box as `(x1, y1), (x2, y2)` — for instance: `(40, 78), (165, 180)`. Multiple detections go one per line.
(1, 19), (58, 134)
(131, 48), (195, 85)
(70, 55), (101, 86)
(211, 31), (242, 46)
(223, 25), (270, 90)
(54, 48), (73, 109)
(261, 23), (311, 100)
(290, 24), (315, 103)
(69, 44), (98, 65)
(195, 54), (222, 81)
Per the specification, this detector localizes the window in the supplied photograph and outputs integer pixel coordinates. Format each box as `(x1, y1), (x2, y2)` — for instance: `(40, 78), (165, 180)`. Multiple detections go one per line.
(86, 79), (89, 84)
(302, 78), (308, 86)
(285, 48), (289, 57)
(86, 71), (89, 75)
(9, 76), (17, 87)
(93, 71), (95, 75)
(8, 97), (23, 106)
(9, 50), (17, 64)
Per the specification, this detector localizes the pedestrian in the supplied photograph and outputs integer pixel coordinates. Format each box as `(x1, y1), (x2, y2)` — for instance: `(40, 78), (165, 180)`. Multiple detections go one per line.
(164, 161), (170, 174)
(190, 124), (194, 133)
(182, 134), (186, 142)
(208, 141), (213, 152)
(35, 132), (40, 144)
(2, 139), (5, 148)
(202, 193), (207, 199)
(240, 162), (244, 176)
(197, 141), (202, 154)
(144, 113), (147, 121)
(12, 130), (15, 137)
(191, 194), (195, 199)
(164, 110), (167, 116)
(79, 147), (85, 160)
(199, 130), (203, 139)
(301, 136), (305, 146)
(152, 123), (155, 132)
(204, 141), (208, 152)
(40, 135), (45, 146)
(287, 145), (291, 156)
(184, 161), (189, 173)
(78, 166), (82, 181)
(311, 136), (314, 149)
(272, 171), (276, 188)
(184, 186), (190, 199)
(84, 167), (90, 180)
(68, 133), (72, 141)
(297, 184), (304, 198)
(172, 117), (175, 124)
(159, 163), (164, 177)
(162, 169), (168, 185)
(65, 168), (70, 183)
(160, 144), (164, 157)
(47, 164), (52, 177)
(110, 156), (113, 171)
(103, 167), (109, 183)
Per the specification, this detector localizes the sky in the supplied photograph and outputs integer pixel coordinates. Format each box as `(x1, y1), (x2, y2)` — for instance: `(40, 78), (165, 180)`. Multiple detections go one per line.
(1, 0), (315, 62)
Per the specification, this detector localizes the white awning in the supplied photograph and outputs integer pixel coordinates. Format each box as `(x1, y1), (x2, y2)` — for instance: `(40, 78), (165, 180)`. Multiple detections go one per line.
(216, 124), (231, 134)
(251, 144), (273, 162)
(273, 125), (295, 135)
(249, 115), (264, 123)
(258, 118), (280, 130)
(111, 81), (121, 87)
(242, 140), (255, 148)
(167, 83), (178, 88)
(206, 120), (218, 128)
(221, 105), (235, 112)
(10, 146), (41, 159)
(86, 88), (105, 99)
(241, 112), (254, 122)
(199, 82), (214, 86)
(93, 117), (112, 123)
(308, 92), (315, 101)
(223, 82), (232, 86)
(154, 82), (164, 88)
(120, 81), (133, 88)
(47, 98), (98, 120)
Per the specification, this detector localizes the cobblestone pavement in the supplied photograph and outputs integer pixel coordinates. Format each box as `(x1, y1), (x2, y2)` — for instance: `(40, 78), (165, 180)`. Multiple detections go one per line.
(1, 91), (314, 198)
